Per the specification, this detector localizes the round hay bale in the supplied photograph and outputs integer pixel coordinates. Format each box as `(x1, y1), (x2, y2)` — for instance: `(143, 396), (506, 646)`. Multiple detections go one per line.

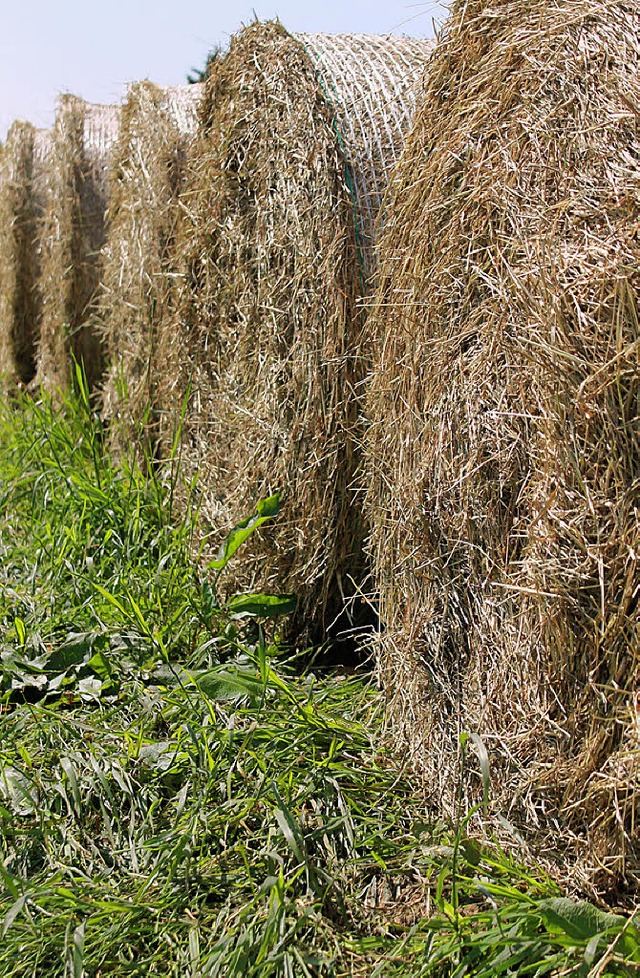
(36, 96), (121, 394)
(168, 22), (433, 644)
(0, 122), (52, 388)
(365, 0), (640, 889)
(99, 81), (203, 457)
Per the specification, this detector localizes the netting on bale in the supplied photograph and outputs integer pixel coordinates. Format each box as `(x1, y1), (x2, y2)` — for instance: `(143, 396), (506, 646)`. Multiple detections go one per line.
(0, 122), (52, 387)
(297, 32), (434, 277)
(99, 81), (202, 457)
(37, 96), (120, 394)
(365, 0), (640, 892)
(168, 21), (433, 643)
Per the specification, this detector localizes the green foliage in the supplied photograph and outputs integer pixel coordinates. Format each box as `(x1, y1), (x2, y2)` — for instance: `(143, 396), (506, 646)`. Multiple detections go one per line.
(0, 381), (638, 976)
(187, 45), (222, 84)
(0, 376), (294, 705)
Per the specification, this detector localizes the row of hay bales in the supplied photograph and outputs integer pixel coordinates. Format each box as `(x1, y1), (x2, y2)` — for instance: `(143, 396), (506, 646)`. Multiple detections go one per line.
(0, 6), (638, 893)
(0, 97), (120, 392)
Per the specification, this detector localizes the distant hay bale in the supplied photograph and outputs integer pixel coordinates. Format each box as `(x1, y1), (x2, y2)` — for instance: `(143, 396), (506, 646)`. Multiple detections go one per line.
(0, 122), (52, 387)
(169, 22), (433, 641)
(37, 96), (120, 394)
(99, 81), (202, 456)
(365, 0), (640, 889)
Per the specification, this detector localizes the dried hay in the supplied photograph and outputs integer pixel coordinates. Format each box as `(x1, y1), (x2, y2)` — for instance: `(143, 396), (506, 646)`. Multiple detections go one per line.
(365, 0), (640, 892)
(169, 22), (433, 642)
(98, 81), (203, 456)
(36, 96), (120, 394)
(0, 122), (52, 387)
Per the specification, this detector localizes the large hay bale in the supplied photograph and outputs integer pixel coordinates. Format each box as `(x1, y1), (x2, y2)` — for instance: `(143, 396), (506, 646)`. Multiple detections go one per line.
(0, 122), (52, 387)
(37, 96), (120, 394)
(99, 81), (203, 456)
(365, 0), (640, 889)
(168, 22), (433, 643)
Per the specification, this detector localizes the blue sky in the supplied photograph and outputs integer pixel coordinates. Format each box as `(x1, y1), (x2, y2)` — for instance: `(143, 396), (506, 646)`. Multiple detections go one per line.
(1, 1), (447, 139)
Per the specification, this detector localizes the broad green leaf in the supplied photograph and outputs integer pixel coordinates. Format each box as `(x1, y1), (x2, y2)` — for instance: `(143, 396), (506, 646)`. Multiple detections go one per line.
(193, 668), (265, 703)
(86, 649), (112, 680)
(137, 742), (180, 772)
(538, 897), (629, 944)
(460, 837), (482, 867)
(258, 876), (279, 894)
(584, 933), (600, 966)
(10, 671), (48, 692)
(226, 592), (297, 619)
(47, 631), (99, 673)
(208, 493), (284, 571)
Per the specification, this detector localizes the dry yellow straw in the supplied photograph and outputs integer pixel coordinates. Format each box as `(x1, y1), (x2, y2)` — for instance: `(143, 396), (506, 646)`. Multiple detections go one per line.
(166, 22), (433, 643)
(0, 122), (52, 388)
(99, 81), (203, 457)
(37, 96), (120, 394)
(365, 0), (640, 892)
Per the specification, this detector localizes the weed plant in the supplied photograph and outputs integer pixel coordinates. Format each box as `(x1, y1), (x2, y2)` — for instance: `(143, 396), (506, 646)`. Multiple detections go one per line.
(0, 376), (638, 976)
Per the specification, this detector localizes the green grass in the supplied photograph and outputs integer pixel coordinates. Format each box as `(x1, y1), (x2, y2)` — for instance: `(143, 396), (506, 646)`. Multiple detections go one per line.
(0, 377), (638, 976)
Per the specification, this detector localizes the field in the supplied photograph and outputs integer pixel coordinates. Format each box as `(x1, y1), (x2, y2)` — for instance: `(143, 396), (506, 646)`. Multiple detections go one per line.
(0, 375), (639, 975)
